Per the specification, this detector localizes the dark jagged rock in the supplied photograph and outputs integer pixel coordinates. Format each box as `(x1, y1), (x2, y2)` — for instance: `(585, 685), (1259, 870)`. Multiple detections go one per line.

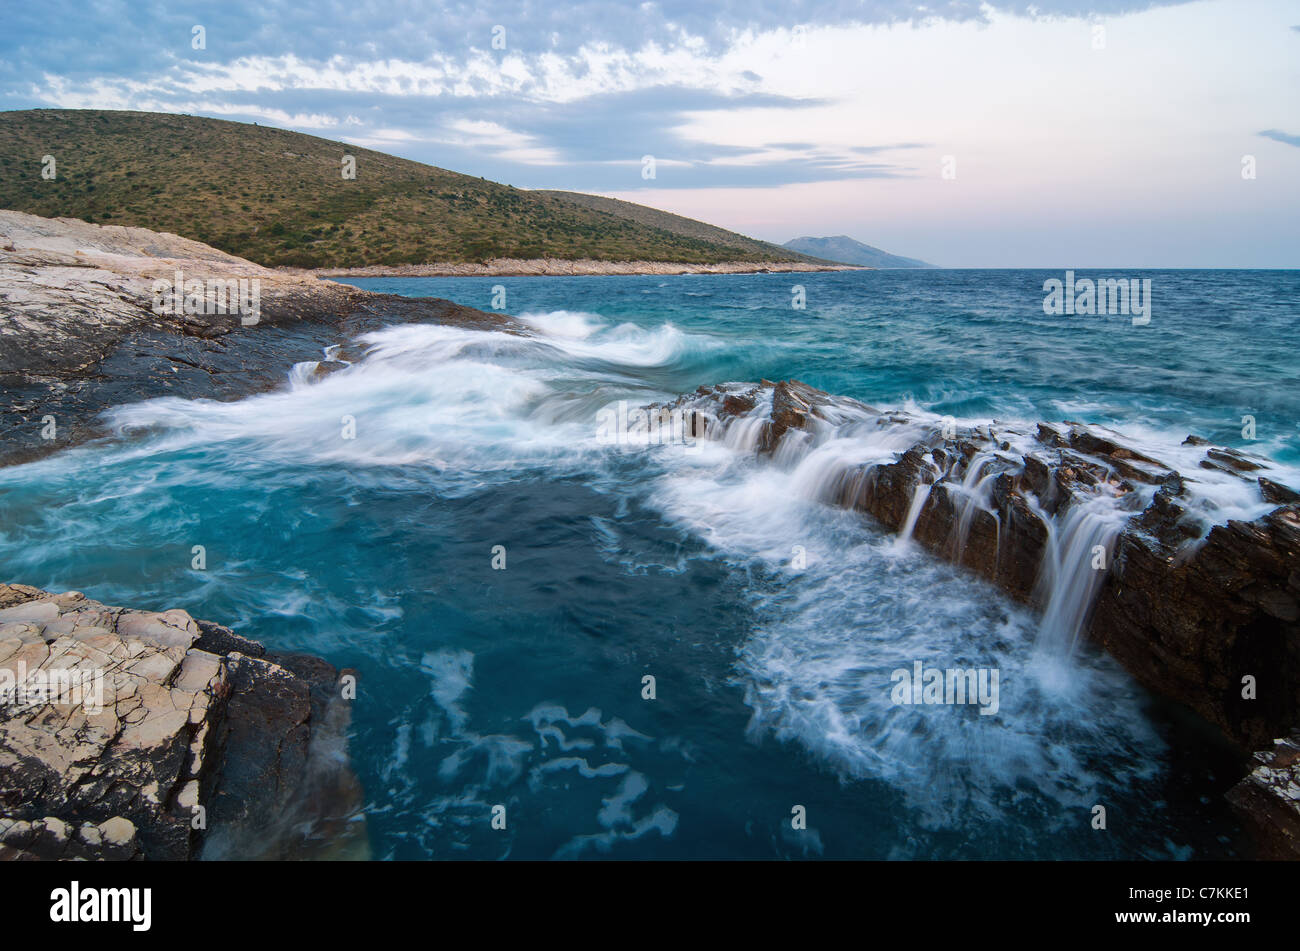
(1092, 504), (1300, 749)
(0, 584), (365, 861)
(199, 650), (366, 860)
(194, 618), (266, 658)
(763, 379), (825, 451)
(662, 378), (1300, 749)
(663, 377), (1300, 855)
(1202, 447), (1265, 475)
(1261, 476), (1300, 506)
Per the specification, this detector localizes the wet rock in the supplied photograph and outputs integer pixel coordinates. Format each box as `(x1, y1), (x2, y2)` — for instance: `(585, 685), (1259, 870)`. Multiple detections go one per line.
(1021, 454), (1054, 505)
(1261, 476), (1300, 506)
(672, 377), (1300, 756)
(1092, 505), (1300, 749)
(310, 360), (349, 380)
(762, 380), (824, 451)
(193, 618), (265, 659)
(1125, 473), (1200, 549)
(0, 583), (365, 860)
(852, 451), (930, 532)
(721, 391), (757, 417)
(1201, 447), (1266, 477)
(1226, 731), (1300, 859)
(200, 651), (366, 860)
(996, 490), (1053, 602)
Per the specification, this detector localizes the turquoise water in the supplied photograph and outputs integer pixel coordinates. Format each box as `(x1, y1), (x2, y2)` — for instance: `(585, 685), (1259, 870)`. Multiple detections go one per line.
(359, 269), (1300, 463)
(2, 269), (1294, 859)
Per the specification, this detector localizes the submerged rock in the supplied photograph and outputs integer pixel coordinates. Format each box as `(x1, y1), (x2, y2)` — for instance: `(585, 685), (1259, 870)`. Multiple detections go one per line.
(0, 584), (365, 860)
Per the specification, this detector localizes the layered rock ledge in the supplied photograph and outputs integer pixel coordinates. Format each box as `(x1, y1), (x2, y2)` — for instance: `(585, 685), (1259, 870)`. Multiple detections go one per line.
(0, 210), (517, 466)
(0, 583), (365, 860)
(663, 379), (1300, 855)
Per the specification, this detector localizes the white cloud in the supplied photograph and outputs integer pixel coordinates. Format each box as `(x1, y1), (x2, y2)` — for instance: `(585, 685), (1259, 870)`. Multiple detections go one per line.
(440, 119), (565, 164)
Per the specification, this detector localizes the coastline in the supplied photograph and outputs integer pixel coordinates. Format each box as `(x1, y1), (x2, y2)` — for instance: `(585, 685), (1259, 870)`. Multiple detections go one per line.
(0, 210), (519, 468)
(2, 210), (1297, 860)
(292, 258), (863, 278)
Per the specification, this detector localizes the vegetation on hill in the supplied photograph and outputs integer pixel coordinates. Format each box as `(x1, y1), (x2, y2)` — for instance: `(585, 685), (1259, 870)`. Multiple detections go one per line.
(0, 109), (813, 268)
(541, 190), (815, 262)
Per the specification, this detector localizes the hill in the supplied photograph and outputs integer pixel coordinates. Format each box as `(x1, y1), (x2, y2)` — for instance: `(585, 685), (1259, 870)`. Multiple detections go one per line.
(0, 109), (815, 269)
(783, 235), (934, 268)
(540, 190), (816, 262)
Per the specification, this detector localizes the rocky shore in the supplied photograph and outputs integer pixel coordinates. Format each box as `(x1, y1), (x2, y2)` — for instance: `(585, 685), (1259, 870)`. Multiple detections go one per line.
(298, 258), (860, 278)
(2, 210), (1296, 859)
(0, 210), (522, 859)
(666, 379), (1300, 856)
(0, 210), (518, 467)
(0, 584), (366, 860)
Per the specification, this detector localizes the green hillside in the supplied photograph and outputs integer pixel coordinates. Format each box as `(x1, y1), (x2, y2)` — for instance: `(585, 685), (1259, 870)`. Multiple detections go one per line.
(540, 190), (808, 261)
(0, 109), (813, 268)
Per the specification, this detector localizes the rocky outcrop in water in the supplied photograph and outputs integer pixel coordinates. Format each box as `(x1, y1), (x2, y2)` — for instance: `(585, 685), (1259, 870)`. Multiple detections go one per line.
(1091, 497), (1300, 749)
(672, 379), (1297, 743)
(664, 378), (1300, 850)
(0, 210), (517, 467)
(0, 583), (365, 860)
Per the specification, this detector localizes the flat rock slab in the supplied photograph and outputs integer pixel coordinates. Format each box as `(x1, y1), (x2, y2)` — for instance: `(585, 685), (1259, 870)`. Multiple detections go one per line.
(0, 583), (365, 860)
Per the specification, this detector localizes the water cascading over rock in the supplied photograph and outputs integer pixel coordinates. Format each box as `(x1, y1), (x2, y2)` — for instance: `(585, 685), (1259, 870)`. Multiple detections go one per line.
(653, 379), (1300, 767)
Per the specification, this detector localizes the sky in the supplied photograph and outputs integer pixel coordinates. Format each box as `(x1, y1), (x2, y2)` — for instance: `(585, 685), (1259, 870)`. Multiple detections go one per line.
(2, 0), (1297, 266)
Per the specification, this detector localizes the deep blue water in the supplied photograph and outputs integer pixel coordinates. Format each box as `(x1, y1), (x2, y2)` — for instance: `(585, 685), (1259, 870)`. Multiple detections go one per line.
(2, 269), (1295, 859)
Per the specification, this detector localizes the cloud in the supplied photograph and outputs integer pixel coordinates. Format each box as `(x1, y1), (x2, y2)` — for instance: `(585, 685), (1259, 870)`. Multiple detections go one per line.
(0, 0), (1275, 207)
(0, 2), (1206, 106)
(11, 37), (927, 189)
(1258, 129), (1300, 148)
(0, 2), (1203, 74)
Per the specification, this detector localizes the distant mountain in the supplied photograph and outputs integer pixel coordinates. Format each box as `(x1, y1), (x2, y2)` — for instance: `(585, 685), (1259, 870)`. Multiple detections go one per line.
(782, 235), (935, 268)
(0, 109), (815, 268)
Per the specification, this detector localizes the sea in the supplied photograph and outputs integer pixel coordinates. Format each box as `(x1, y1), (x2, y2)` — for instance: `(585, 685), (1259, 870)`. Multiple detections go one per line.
(2, 268), (1297, 859)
